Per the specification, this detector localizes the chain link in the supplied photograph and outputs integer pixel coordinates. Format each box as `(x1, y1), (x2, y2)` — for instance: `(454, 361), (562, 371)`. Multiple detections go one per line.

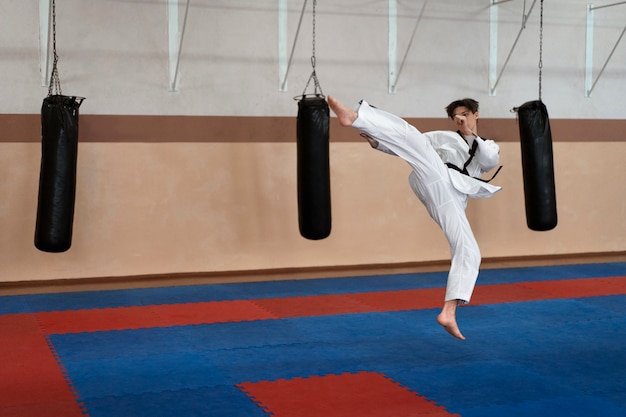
(312, 0), (316, 66)
(538, 0), (543, 101)
(48, 0), (62, 96)
(302, 0), (324, 98)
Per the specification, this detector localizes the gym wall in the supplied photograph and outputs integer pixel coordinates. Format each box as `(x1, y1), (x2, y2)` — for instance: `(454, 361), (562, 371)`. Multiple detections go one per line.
(0, 0), (624, 283)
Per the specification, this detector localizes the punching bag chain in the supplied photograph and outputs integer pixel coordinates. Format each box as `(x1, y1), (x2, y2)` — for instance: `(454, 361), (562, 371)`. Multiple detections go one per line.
(538, 0), (544, 101)
(48, 0), (62, 97)
(302, 0), (324, 98)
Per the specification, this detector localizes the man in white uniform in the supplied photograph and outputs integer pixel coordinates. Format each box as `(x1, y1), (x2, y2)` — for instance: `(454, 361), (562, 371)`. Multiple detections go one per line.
(327, 96), (501, 340)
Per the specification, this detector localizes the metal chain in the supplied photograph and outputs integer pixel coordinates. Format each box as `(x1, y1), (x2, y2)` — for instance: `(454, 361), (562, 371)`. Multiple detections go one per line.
(538, 0), (543, 101)
(302, 0), (324, 97)
(312, 0), (316, 68)
(48, 0), (62, 96)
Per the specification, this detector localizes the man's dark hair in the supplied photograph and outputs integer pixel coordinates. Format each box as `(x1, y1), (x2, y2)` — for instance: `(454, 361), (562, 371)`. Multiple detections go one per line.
(445, 98), (479, 119)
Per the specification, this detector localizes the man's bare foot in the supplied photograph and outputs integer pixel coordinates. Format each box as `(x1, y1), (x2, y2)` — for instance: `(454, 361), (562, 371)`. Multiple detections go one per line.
(327, 96), (358, 126)
(437, 300), (466, 340)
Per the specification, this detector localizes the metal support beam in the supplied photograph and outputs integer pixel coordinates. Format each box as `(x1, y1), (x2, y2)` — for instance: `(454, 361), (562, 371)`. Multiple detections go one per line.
(388, 1), (427, 93)
(39, 0), (52, 87)
(168, 0), (190, 92)
(489, 0), (537, 96)
(388, 0), (398, 93)
(489, 0), (498, 96)
(278, 0), (288, 91)
(585, 4), (595, 97)
(585, 2), (626, 97)
(590, 0), (626, 10)
(278, 0), (308, 92)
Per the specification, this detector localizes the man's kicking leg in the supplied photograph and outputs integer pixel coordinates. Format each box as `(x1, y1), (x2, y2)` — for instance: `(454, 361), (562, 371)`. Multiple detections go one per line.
(328, 96), (357, 126)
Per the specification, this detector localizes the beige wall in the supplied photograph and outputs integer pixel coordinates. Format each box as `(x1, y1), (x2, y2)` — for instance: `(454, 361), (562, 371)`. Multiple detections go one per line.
(0, 1), (625, 283)
(0, 115), (624, 283)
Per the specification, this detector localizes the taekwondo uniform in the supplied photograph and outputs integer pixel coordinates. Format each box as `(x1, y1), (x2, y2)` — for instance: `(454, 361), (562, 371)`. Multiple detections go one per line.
(352, 101), (501, 303)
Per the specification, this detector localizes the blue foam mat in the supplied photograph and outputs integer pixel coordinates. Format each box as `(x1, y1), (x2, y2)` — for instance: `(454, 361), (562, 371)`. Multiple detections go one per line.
(84, 385), (266, 417)
(1, 262), (624, 314)
(44, 293), (626, 417)
(3, 262), (626, 416)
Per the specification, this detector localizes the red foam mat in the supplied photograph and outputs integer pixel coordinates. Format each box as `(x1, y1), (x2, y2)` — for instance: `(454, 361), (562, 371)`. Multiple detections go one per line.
(473, 276), (626, 305)
(522, 276), (626, 299)
(238, 372), (459, 417)
(37, 299), (277, 334)
(33, 276), (626, 336)
(2, 275), (624, 416)
(253, 293), (374, 318)
(0, 314), (86, 417)
(349, 288), (445, 311)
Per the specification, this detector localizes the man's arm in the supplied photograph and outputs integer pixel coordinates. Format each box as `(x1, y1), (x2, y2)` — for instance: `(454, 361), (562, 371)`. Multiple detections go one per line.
(473, 136), (500, 171)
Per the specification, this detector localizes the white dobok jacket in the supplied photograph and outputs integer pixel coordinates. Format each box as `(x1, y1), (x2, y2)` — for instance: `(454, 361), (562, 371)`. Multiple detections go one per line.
(375, 129), (501, 198)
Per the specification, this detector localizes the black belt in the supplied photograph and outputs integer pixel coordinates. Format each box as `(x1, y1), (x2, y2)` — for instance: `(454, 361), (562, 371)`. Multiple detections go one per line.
(446, 133), (502, 183)
(446, 162), (503, 183)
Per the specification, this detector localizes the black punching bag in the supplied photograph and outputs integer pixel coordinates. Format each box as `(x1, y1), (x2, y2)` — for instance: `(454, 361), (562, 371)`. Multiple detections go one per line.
(517, 100), (557, 231)
(35, 95), (84, 252)
(297, 96), (331, 240)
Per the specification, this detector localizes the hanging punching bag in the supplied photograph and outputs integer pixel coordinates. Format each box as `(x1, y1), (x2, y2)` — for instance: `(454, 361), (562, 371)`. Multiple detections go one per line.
(297, 96), (331, 240)
(516, 100), (557, 231)
(35, 95), (84, 252)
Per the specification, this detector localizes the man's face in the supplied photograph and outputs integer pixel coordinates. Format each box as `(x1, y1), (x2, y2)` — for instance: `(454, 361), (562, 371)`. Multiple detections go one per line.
(451, 106), (479, 134)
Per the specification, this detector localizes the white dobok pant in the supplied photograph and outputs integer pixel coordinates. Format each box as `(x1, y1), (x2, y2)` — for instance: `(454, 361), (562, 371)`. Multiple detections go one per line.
(352, 102), (481, 303)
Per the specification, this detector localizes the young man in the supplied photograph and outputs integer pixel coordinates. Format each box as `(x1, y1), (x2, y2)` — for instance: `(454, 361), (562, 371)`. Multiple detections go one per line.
(327, 96), (501, 340)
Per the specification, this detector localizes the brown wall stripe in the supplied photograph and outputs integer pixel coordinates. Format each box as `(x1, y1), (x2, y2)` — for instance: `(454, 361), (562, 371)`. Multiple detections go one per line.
(1, 114), (624, 143)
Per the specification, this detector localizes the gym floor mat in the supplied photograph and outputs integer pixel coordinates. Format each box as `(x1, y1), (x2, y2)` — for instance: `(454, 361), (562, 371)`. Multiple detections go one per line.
(1, 262), (624, 416)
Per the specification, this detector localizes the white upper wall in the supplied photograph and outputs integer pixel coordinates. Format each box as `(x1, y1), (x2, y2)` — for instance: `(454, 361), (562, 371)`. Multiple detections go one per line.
(1, 0), (624, 118)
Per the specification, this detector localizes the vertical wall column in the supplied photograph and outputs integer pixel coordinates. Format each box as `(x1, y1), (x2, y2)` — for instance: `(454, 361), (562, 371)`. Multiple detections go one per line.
(278, 0), (289, 91)
(585, 2), (626, 97)
(387, 1), (427, 93)
(388, 0), (398, 94)
(489, 0), (538, 96)
(489, 0), (499, 96)
(38, 0), (52, 87)
(585, 4), (595, 97)
(278, 0), (311, 92)
(168, 0), (190, 92)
